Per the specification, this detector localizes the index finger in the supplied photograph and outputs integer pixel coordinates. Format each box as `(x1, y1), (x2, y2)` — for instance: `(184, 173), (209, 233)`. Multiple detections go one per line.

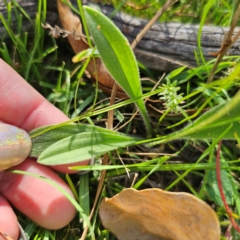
(0, 59), (69, 131)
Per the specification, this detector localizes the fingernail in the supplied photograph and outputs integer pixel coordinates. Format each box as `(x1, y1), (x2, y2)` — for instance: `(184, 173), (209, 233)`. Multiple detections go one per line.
(0, 122), (32, 170)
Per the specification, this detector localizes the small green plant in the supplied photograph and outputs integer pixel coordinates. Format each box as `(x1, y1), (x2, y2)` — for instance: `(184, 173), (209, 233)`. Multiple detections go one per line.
(158, 79), (184, 114)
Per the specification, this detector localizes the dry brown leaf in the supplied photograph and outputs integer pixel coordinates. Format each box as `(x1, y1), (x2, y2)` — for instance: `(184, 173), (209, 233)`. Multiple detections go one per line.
(57, 0), (127, 98)
(99, 188), (220, 240)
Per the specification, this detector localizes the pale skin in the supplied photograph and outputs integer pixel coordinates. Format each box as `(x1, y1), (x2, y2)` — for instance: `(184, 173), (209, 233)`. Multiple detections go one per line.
(0, 59), (89, 240)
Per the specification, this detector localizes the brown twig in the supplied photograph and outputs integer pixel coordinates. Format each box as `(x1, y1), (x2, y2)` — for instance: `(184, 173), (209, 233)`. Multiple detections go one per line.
(131, 0), (178, 49)
(80, 83), (117, 240)
(207, 3), (240, 83)
(216, 141), (240, 233)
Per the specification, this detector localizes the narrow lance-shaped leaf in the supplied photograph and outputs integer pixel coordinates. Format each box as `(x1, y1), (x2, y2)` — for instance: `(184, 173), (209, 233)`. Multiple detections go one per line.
(83, 6), (151, 136)
(37, 131), (139, 165)
(30, 123), (120, 157)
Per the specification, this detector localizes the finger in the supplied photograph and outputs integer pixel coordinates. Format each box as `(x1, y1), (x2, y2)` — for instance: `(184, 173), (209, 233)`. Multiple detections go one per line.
(0, 195), (19, 240)
(0, 59), (68, 131)
(0, 158), (76, 230)
(0, 59), (89, 172)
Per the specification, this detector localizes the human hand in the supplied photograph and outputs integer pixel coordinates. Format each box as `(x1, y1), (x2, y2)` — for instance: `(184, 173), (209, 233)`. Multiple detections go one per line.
(0, 59), (88, 239)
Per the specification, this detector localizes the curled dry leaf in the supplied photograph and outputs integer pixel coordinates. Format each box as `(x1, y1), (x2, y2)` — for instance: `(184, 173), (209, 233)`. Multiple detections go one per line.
(57, 0), (127, 98)
(99, 188), (220, 240)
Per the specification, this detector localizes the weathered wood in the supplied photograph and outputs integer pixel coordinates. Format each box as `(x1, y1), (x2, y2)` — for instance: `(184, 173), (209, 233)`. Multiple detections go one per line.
(0, 0), (240, 71)
(93, 4), (240, 71)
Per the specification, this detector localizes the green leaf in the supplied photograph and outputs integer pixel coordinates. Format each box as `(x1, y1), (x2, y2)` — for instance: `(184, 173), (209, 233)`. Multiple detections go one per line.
(166, 66), (186, 81)
(204, 160), (237, 206)
(72, 48), (99, 63)
(30, 124), (101, 157)
(37, 131), (139, 165)
(83, 6), (151, 136)
(181, 103), (240, 139)
(30, 123), (136, 157)
(205, 169), (234, 206)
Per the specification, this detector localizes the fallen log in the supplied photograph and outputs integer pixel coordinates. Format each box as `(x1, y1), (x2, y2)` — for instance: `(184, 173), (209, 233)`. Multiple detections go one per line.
(0, 0), (240, 71)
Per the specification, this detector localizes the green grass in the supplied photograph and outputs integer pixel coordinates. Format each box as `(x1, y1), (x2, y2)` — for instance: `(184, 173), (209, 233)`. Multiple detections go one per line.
(94, 0), (238, 26)
(1, 0), (240, 239)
